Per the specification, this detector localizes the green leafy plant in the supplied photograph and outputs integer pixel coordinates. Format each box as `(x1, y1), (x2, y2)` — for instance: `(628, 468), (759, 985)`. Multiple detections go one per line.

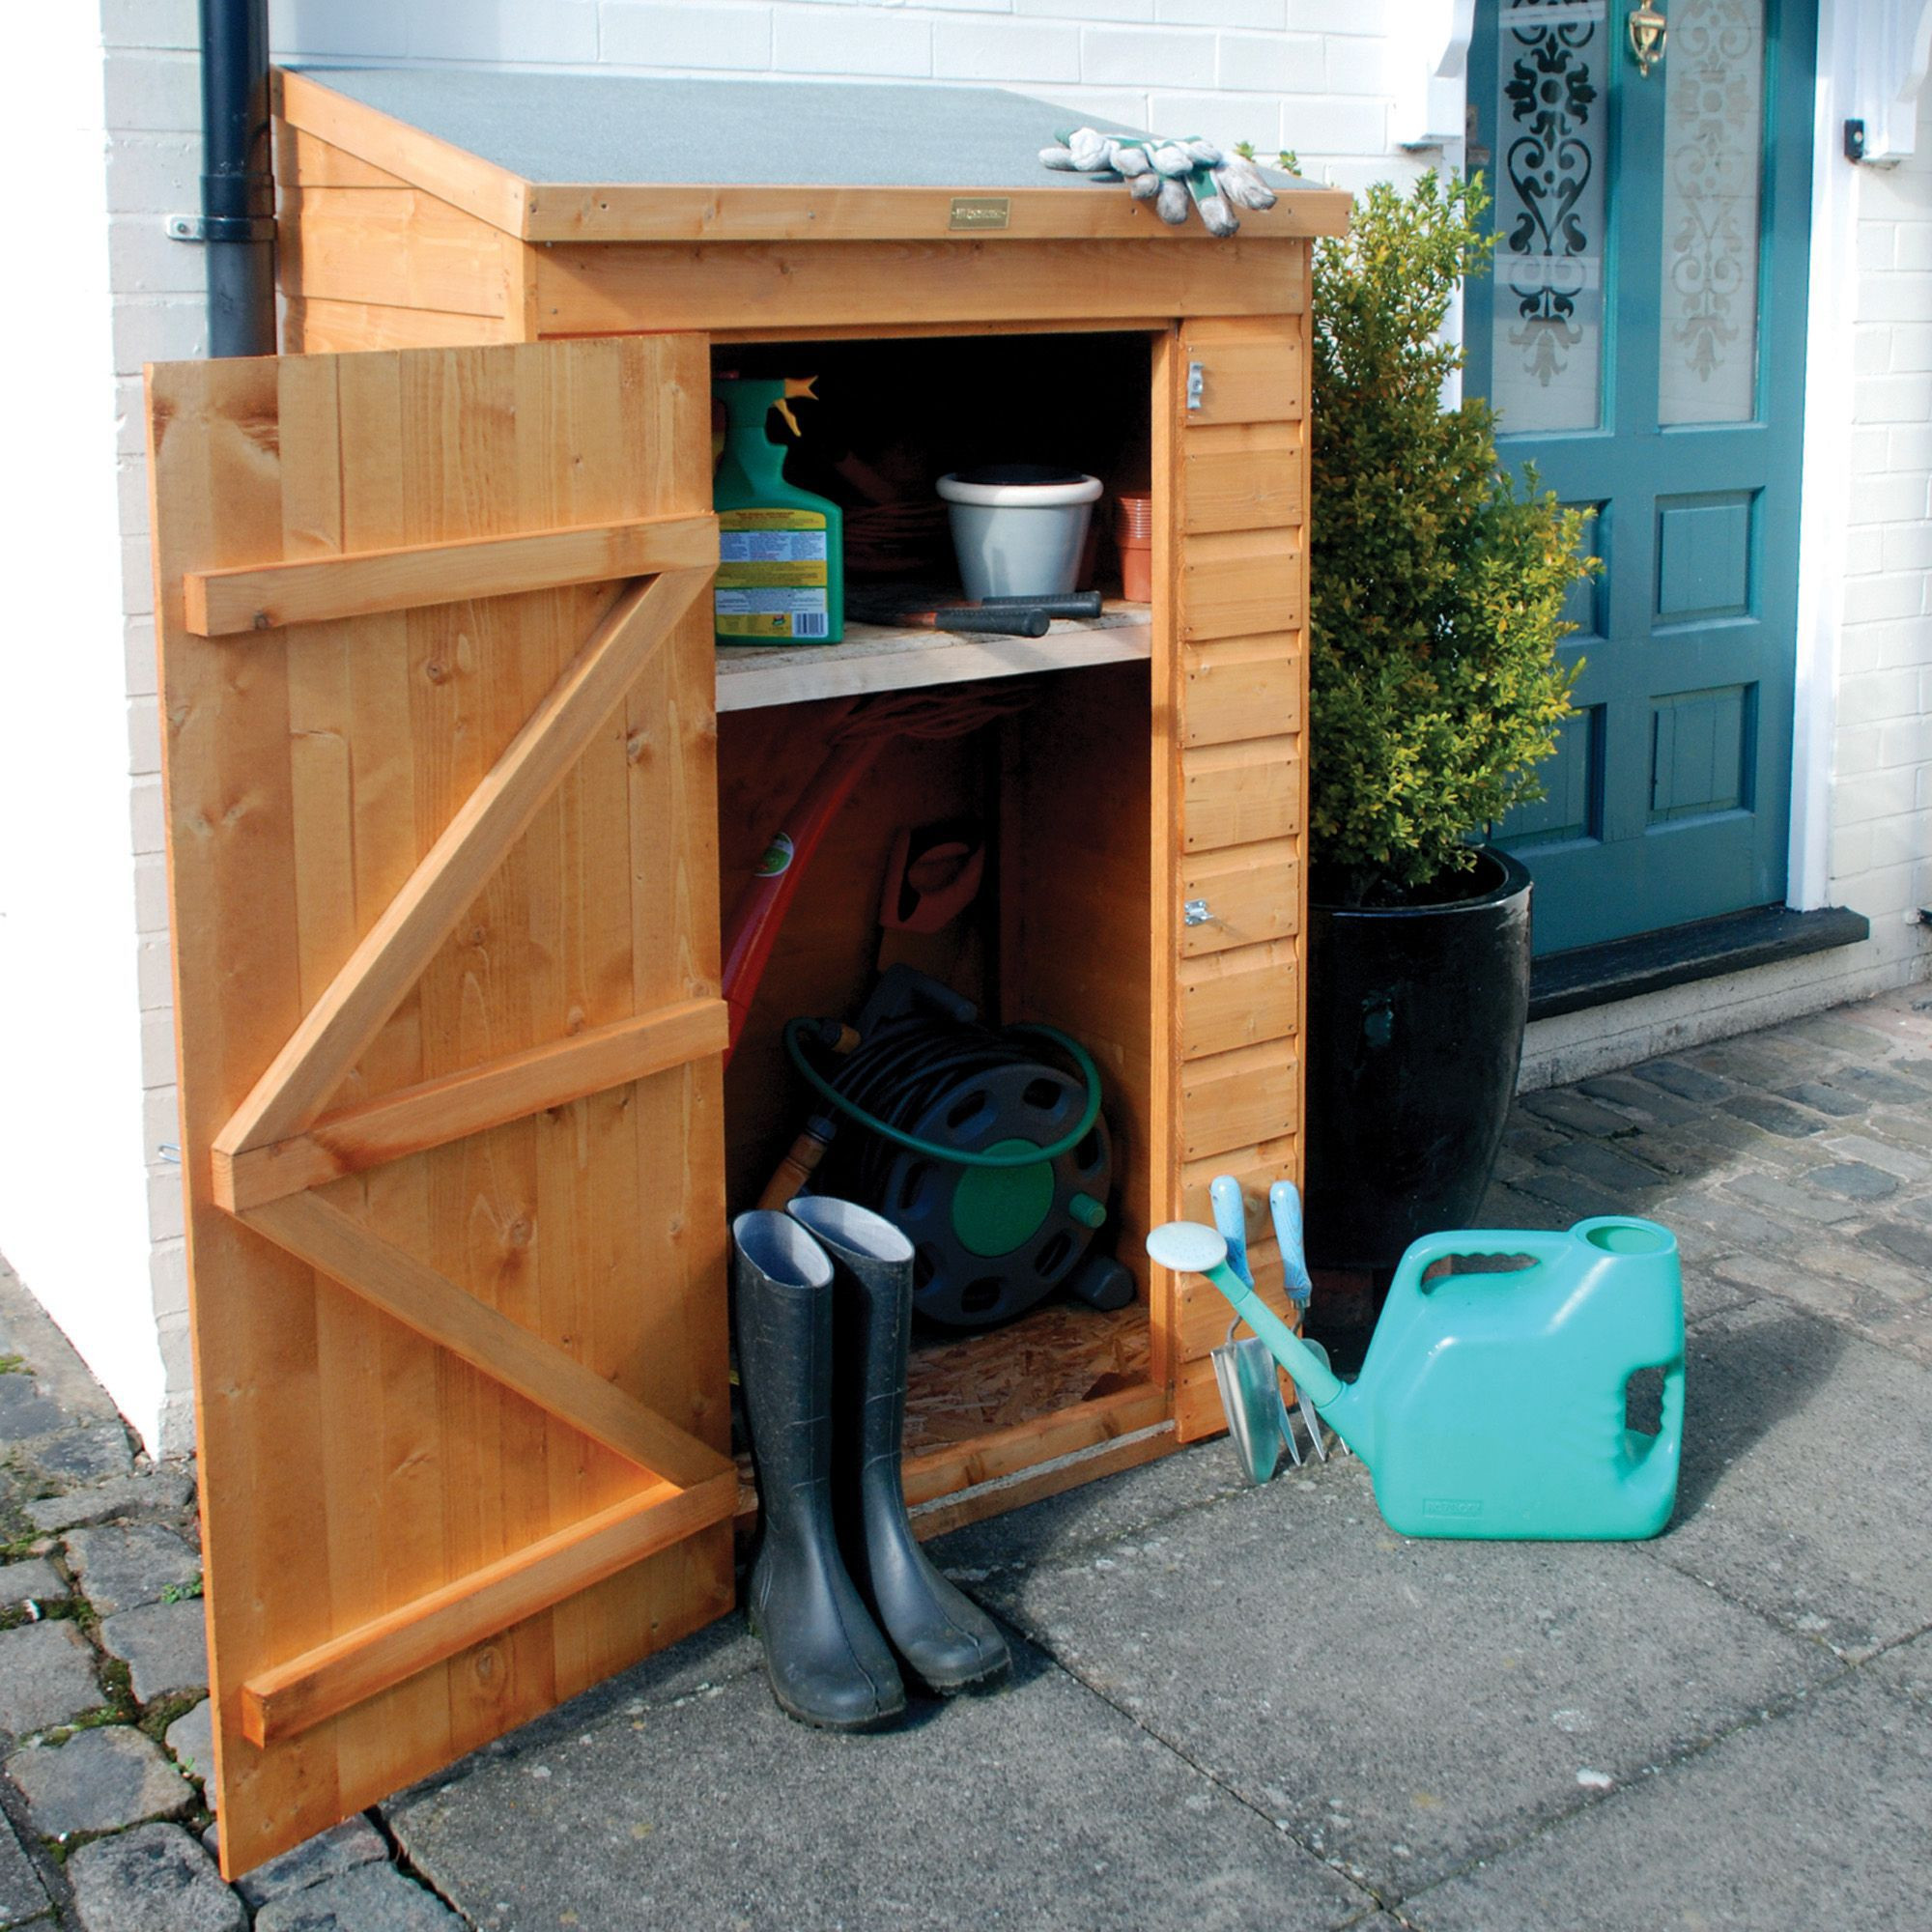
(1283, 161), (1592, 904)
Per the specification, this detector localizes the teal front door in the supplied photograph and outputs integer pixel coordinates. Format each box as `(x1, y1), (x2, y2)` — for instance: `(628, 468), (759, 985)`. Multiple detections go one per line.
(1466, 0), (1817, 954)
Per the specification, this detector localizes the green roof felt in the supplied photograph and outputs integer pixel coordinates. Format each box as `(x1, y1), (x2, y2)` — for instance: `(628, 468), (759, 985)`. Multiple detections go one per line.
(288, 66), (1300, 194)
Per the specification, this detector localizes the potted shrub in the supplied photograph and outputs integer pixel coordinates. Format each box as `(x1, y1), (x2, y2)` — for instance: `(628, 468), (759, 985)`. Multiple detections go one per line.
(1288, 165), (1591, 1269)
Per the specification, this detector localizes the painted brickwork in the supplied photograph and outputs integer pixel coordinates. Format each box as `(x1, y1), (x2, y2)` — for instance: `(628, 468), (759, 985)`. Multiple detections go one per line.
(21, 1), (1930, 1447)
(1839, 97), (1932, 946)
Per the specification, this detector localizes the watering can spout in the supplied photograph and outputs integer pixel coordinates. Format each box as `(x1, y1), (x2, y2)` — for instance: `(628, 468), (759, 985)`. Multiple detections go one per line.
(1147, 1220), (1372, 1457)
(1314, 1379), (1375, 1464)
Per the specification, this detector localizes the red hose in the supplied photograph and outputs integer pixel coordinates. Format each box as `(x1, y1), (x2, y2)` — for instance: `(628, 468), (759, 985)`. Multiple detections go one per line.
(722, 734), (887, 1058)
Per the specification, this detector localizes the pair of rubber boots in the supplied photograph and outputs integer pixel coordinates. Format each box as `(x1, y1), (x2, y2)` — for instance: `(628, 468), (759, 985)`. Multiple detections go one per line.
(733, 1197), (1010, 1729)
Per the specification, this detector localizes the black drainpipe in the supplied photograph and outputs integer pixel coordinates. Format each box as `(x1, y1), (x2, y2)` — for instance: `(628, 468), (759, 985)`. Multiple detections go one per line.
(197, 0), (275, 357)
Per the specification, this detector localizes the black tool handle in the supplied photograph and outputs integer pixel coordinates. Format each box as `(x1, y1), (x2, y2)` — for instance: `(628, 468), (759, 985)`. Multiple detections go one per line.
(979, 591), (1103, 618)
(933, 608), (1051, 638)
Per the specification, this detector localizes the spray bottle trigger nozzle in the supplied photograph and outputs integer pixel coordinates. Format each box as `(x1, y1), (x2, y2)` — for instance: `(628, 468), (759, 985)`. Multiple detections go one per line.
(774, 399), (802, 438)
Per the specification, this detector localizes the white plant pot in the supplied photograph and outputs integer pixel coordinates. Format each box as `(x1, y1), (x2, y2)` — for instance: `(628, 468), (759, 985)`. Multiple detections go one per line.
(936, 467), (1104, 601)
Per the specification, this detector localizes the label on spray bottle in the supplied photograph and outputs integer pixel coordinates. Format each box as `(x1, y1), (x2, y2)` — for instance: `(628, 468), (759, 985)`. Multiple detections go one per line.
(716, 510), (830, 639)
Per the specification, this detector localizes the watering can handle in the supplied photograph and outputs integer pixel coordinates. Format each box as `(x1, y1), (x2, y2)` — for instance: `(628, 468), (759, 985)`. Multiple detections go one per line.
(1388, 1226), (1577, 1298)
(1657, 1359), (1686, 1447)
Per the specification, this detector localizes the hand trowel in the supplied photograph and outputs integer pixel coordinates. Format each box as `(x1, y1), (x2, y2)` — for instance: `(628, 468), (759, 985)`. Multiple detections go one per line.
(1207, 1177), (1296, 1483)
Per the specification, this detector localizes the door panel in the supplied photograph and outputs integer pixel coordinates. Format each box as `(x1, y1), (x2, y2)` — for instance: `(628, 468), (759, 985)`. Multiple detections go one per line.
(148, 337), (730, 1877)
(1468, 0), (1815, 952)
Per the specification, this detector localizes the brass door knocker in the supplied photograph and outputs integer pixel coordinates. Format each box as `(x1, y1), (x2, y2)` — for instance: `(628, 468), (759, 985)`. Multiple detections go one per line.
(1628, 3), (1667, 77)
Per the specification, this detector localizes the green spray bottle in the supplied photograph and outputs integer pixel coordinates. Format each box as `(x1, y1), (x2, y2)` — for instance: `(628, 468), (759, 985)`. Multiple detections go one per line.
(713, 376), (843, 645)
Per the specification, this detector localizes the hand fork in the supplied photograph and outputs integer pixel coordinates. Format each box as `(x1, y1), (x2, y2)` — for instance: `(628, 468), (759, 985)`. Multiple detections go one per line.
(1268, 1181), (1335, 1461)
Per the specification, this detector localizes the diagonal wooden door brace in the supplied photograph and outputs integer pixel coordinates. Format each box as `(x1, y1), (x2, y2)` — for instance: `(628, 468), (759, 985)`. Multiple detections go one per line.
(246, 1191), (732, 1492)
(215, 561), (713, 1160)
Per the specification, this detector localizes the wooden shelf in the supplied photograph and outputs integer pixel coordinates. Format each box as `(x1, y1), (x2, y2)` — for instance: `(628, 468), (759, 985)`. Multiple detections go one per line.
(715, 604), (1152, 713)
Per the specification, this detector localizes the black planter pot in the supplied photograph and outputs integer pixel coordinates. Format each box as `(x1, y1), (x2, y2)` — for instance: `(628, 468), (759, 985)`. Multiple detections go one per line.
(1304, 848), (1533, 1271)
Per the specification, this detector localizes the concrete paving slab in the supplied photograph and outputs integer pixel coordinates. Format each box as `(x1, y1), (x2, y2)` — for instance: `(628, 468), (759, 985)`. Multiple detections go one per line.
(387, 1636), (1369, 1932)
(1398, 1667), (1930, 1932)
(975, 1455), (1833, 1899)
(931, 1435), (1251, 1584)
(1653, 1300), (1932, 1658)
(1865, 1629), (1930, 1709)
(385, 1615), (764, 1820)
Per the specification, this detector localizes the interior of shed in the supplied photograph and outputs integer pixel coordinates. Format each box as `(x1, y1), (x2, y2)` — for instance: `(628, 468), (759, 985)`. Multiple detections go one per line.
(709, 328), (1166, 1506)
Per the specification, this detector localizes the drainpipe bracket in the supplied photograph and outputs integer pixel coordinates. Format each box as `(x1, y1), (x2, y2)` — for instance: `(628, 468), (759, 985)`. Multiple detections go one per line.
(168, 213), (277, 244)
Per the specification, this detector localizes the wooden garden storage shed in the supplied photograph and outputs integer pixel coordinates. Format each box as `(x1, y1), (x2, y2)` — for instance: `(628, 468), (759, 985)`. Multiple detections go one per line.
(145, 67), (1349, 1876)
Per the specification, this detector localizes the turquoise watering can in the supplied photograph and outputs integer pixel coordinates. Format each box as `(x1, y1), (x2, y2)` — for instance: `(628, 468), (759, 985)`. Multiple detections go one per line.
(1149, 1216), (1686, 1541)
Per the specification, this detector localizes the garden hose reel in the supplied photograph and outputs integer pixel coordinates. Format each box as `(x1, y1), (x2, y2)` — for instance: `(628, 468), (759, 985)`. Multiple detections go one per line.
(785, 969), (1133, 1327)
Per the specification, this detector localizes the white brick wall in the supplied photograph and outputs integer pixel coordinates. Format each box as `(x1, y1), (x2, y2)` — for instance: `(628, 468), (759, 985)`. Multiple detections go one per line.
(0, 8), (168, 1452)
(1834, 98), (1932, 935)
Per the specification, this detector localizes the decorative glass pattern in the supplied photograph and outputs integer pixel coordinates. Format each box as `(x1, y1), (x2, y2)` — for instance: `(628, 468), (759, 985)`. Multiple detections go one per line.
(1658, 0), (1766, 425)
(1491, 0), (1607, 435)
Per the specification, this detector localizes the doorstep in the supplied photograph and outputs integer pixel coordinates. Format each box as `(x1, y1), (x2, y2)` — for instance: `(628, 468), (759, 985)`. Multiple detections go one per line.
(1527, 904), (1872, 1023)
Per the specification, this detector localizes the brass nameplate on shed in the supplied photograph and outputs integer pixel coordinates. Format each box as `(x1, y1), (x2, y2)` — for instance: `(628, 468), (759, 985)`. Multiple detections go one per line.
(950, 197), (1011, 231)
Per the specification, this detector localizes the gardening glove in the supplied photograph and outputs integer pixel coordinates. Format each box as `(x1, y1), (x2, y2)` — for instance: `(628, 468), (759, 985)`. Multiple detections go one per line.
(1213, 156), (1279, 213)
(1040, 127), (1255, 238)
(1187, 172), (1239, 238)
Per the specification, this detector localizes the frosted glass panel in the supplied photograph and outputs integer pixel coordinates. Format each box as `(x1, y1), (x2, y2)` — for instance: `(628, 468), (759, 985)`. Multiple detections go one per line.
(1492, 0), (1608, 435)
(1658, 0), (1766, 425)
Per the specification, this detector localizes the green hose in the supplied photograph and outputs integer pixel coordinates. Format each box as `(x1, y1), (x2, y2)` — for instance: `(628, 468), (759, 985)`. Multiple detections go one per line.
(781, 1016), (1103, 1169)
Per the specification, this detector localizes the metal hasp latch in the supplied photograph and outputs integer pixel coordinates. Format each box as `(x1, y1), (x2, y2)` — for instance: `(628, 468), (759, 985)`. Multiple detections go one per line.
(1183, 898), (1215, 927)
(1186, 362), (1206, 412)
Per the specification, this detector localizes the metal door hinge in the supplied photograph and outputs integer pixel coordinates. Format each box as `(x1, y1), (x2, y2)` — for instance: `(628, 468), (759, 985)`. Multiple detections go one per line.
(1183, 898), (1215, 927)
(1186, 363), (1205, 412)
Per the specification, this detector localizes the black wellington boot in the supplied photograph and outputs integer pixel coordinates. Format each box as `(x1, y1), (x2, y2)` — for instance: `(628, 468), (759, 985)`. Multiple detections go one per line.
(786, 1196), (1012, 1694)
(732, 1210), (905, 1731)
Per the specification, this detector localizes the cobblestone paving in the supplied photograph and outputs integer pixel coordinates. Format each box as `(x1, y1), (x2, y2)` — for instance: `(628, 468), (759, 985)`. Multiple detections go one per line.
(1485, 993), (1932, 1369)
(0, 1258), (460, 1930)
(0, 984), (1927, 1927)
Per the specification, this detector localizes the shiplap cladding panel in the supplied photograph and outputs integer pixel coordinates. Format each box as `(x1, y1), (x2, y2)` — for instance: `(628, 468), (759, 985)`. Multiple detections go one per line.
(1168, 311), (1311, 1441)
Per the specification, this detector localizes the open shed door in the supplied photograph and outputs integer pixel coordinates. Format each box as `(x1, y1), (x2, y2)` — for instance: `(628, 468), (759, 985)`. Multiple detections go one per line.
(147, 336), (732, 1877)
